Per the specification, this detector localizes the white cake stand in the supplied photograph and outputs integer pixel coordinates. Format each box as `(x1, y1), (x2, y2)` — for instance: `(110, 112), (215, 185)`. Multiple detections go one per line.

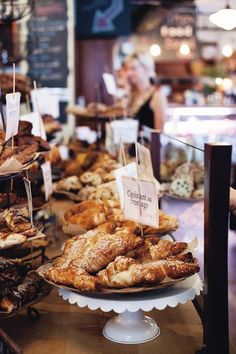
(58, 274), (203, 345)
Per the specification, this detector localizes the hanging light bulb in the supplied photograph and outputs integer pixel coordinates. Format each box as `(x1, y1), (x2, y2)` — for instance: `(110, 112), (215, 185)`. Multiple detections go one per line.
(222, 44), (233, 57)
(179, 43), (190, 56)
(209, 1), (236, 31)
(149, 44), (161, 57)
(215, 77), (223, 85)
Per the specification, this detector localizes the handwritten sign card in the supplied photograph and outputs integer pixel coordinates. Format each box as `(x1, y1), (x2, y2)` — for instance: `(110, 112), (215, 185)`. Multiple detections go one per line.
(114, 162), (138, 208)
(5, 92), (21, 141)
(122, 176), (159, 228)
(136, 142), (154, 180)
(111, 119), (138, 145)
(41, 161), (53, 201)
(20, 112), (46, 140)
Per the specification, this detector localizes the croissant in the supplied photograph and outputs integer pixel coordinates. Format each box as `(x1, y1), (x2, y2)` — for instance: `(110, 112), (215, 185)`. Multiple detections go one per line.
(108, 209), (179, 236)
(55, 222), (144, 273)
(97, 256), (199, 288)
(143, 210), (179, 235)
(166, 252), (195, 263)
(64, 200), (112, 230)
(44, 264), (97, 292)
(130, 238), (187, 262)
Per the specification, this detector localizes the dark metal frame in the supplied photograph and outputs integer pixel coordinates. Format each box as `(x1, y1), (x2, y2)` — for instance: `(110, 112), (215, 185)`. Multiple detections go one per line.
(151, 131), (231, 354)
(0, 328), (22, 354)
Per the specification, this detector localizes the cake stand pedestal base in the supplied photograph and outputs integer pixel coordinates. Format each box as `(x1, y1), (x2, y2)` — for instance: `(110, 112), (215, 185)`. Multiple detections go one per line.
(102, 309), (160, 344)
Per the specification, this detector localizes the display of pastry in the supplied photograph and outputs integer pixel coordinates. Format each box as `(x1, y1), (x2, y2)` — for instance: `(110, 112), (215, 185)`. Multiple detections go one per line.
(77, 181), (119, 207)
(79, 172), (102, 186)
(42, 114), (62, 134)
(64, 200), (112, 231)
(64, 152), (99, 176)
(0, 233), (26, 250)
(167, 162), (204, 199)
(170, 174), (194, 198)
(55, 176), (82, 193)
(108, 209), (179, 236)
(127, 237), (188, 262)
(40, 222), (145, 291)
(97, 256), (199, 289)
(0, 257), (32, 296)
(38, 221), (199, 292)
(0, 272), (51, 313)
(2, 208), (38, 237)
(0, 73), (31, 101)
(15, 120), (50, 152)
(55, 222), (143, 273)
(0, 145), (38, 167)
(77, 186), (97, 201)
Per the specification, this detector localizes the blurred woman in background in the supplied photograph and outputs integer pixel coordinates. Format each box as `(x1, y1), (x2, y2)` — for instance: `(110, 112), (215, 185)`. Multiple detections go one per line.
(123, 51), (168, 130)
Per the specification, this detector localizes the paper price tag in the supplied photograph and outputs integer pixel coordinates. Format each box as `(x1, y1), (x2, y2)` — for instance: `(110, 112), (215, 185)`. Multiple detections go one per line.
(20, 112), (46, 140)
(41, 161), (53, 201)
(122, 176), (159, 228)
(111, 119), (138, 145)
(31, 88), (60, 118)
(114, 162), (137, 209)
(136, 142), (154, 180)
(5, 92), (21, 141)
(23, 177), (33, 225)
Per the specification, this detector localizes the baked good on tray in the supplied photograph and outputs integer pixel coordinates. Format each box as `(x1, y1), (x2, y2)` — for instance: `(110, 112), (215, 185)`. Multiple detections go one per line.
(0, 145), (37, 167)
(0, 233), (26, 250)
(0, 257), (32, 297)
(108, 209), (179, 236)
(38, 221), (199, 292)
(79, 171), (102, 186)
(64, 200), (112, 231)
(0, 272), (51, 313)
(126, 236), (187, 262)
(62, 200), (178, 236)
(167, 162), (204, 199)
(55, 176), (82, 193)
(97, 256), (199, 289)
(2, 208), (38, 237)
(42, 222), (144, 291)
(55, 222), (143, 273)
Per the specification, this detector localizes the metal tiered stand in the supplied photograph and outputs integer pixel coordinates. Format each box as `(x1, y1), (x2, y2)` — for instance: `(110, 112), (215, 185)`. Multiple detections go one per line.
(0, 169), (50, 320)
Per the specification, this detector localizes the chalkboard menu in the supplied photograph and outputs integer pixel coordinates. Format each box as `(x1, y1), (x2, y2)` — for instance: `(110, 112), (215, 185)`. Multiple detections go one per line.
(158, 7), (197, 60)
(27, 0), (68, 88)
(76, 0), (131, 38)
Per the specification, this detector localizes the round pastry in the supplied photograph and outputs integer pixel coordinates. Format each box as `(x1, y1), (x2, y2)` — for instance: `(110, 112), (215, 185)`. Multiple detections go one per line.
(56, 176), (82, 192)
(102, 172), (115, 183)
(170, 174), (194, 198)
(192, 187), (204, 199)
(78, 186), (97, 201)
(80, 172), (102, 186)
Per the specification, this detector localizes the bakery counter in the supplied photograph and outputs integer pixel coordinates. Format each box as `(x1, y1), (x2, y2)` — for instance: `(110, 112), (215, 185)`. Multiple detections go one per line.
(0, 287), (203, 354)
(0, 200), (204, 354)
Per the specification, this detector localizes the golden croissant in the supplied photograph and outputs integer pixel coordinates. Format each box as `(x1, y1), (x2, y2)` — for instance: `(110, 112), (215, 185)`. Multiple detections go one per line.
(97, 256), (199, 289)
(55, 222), (144, 273)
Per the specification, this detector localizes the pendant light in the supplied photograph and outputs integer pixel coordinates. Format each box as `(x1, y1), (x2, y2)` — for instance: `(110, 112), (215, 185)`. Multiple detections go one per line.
(209, 1), (236, 31)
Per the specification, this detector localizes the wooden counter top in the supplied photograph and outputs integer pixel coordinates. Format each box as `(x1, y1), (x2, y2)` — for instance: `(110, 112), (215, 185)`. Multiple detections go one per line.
(0, 288), (203, 354)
